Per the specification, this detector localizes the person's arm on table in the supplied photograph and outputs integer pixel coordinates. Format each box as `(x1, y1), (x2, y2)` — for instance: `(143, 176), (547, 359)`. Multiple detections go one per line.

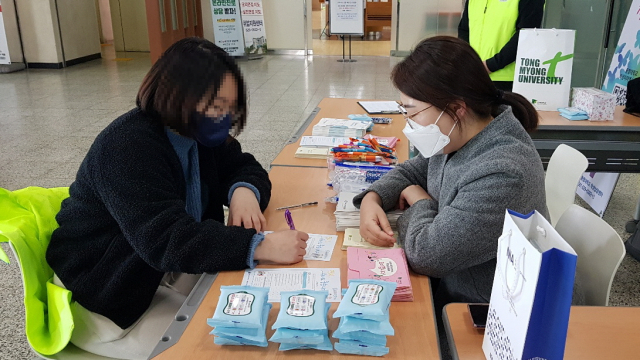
(396, 167), (526, 278)
(354, 155), (431, 247)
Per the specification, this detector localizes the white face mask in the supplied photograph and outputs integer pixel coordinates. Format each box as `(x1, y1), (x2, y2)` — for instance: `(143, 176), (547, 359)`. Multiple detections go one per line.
(402, 109), (458, 158)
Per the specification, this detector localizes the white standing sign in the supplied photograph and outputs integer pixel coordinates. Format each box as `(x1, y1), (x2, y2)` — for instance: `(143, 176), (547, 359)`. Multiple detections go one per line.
(210, 0), (245, 56)
(602, 0), (640, 105)
(576, 172), (619, 217)
(329, 0), (364, 35)
(239, 0), (267, 55)
(0, 1), (11, 64)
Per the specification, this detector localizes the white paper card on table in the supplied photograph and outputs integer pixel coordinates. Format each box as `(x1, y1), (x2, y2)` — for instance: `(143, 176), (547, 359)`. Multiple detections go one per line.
(357, 101), (400, 114)
(242, 268), (342, 302)
(263, 232), (337, 262)
(294, 147), (331, 159)
(342, 228), (399, 250)
(299, 136), (351, 148)
(304, 234), (338, 261)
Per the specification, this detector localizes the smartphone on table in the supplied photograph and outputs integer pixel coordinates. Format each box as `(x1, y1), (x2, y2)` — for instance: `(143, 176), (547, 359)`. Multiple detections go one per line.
(467, 303), (489, 328)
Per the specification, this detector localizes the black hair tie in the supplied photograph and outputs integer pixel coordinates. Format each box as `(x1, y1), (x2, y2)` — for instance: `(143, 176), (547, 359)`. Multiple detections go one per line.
(495, 89), (505, 103)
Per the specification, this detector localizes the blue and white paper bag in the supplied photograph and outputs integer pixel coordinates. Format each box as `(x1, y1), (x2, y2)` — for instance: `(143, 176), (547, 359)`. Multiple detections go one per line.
(482, 210), (577, 360)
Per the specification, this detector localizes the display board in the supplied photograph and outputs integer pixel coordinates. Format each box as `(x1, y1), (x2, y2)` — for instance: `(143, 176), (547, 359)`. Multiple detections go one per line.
(239, 0), (267, 55)
(602, 0), (640, 105)
(210, 0), (245, 56)
(329, 0), (364, 35)
(0, 1), (11, 64)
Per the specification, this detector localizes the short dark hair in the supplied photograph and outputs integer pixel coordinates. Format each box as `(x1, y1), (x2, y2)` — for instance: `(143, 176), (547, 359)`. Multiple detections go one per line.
(136, 37), (247, 137)
(391, 36), (538, 132)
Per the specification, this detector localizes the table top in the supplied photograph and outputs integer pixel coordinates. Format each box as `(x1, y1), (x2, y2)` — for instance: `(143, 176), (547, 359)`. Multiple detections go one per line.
(537, 106), (640, 130)
(270, 98), (408, 168)
(444, 303), (640, 360)
(153, 166), (440, 359)
(271, 99), (640, 169)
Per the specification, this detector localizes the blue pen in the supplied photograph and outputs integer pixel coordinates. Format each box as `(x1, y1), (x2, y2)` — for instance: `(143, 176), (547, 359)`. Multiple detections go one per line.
(284, 209), (296, 230)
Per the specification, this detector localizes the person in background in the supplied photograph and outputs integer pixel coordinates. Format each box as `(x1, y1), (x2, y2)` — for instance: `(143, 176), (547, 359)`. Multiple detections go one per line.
(46, 38), (308, 360)
(458, 0), (545, 91)
(355, 35), (547, 323)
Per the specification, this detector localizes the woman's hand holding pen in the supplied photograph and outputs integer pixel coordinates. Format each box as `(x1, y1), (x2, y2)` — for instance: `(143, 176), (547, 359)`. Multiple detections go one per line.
(254, 230), (309, 264)
(228, 187), (267, 232)
(359, 192), (396, 247)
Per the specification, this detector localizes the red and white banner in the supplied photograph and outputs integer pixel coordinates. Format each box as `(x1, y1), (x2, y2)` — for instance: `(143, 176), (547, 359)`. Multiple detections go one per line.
(0, 1), (11, 64)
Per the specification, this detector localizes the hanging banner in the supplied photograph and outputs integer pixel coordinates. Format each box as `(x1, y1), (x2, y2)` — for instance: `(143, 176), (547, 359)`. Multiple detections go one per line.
(210, 0), (245, 56)
(576, 172), (619, 217)
(239, 1), (267, 55)
(0, 1), (11, 64)
(602, 0), (640, 105)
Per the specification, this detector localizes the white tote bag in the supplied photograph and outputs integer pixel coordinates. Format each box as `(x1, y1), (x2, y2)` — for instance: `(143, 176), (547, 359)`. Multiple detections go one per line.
(482, 210), (577, 360)
(512, 29), (576, 111)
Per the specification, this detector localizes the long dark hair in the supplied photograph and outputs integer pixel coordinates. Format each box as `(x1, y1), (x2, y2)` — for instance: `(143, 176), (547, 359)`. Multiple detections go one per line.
(391, 36), (538, 132)
(136, 37), (247, 137)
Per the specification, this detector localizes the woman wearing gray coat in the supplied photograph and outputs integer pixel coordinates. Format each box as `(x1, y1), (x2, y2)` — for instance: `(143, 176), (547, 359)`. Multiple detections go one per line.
(354, 36), (548, 310)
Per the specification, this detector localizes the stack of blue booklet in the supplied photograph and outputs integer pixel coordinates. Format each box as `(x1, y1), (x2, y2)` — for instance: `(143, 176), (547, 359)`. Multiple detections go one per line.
(207, 286), (271, 347)
(332, 279), (397, 356)
(558, 107), (589, 120)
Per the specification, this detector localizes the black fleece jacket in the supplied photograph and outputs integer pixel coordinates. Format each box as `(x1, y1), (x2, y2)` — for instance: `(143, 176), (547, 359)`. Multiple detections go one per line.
(46, 108), (271, 329)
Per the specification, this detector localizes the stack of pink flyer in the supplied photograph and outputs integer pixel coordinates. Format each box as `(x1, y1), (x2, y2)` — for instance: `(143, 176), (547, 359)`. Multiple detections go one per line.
(346, 247), (413, 302)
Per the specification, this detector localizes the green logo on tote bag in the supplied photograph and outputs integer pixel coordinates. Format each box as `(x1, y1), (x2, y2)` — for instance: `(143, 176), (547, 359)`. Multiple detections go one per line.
(518, 52), (574, 85)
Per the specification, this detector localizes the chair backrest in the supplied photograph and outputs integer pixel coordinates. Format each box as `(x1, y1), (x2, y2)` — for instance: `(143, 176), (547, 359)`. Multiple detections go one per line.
(545, 144), (589, 226)
(555, 204), (626, 306)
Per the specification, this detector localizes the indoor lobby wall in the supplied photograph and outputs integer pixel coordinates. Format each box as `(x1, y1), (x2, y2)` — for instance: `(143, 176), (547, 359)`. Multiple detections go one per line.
(11, 0), (101, 68)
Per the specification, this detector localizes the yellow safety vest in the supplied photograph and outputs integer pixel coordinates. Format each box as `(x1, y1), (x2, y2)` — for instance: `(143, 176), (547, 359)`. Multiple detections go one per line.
(468, 0), (520, 82)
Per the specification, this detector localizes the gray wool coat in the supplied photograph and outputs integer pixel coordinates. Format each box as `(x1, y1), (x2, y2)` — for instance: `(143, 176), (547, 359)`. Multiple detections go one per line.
(354, 105), (548, 305)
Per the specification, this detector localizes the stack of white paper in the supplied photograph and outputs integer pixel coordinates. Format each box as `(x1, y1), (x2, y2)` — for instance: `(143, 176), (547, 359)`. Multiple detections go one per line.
(334, 192), (402, 231)
(299, 136), (351, 148)
(312, 118), (371, 138)
(295, 147), (331, 159)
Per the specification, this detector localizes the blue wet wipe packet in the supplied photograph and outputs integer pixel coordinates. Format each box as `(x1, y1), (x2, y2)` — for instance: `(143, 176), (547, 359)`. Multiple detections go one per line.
(333, 279), (396, 319)
(272, 290), (329, 331)
(278, 334), (333, 351)
(210, 303), (271, 346)
(339, 313), (394, 336)
(348, 114), (373, 121)
(348, 114), (375, 131)
(214, 335), (268, 347)
(332, 327), (388, 346)
(270, 303), (331, 344)
(559, 113), (589, 120)
(270, 328), (326, 344)
(209, 286), (269, 329)
(558, 107), (588, 116)
(335, 339), (390, 356)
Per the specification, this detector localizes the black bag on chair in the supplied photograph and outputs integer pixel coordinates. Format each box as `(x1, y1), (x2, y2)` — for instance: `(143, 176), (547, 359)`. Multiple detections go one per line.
(625, 222), (640, 262)
(623, 77), (640, 116)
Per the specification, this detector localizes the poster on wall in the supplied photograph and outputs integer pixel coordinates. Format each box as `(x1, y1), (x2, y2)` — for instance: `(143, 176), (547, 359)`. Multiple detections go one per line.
(0, 1), (12, 64)
(576, 172), (619, 218)
(602, 0), (640, 105)
(239, 1), (267, 55)
(329, 0), (364, 35)
(210, 0), (245, 56)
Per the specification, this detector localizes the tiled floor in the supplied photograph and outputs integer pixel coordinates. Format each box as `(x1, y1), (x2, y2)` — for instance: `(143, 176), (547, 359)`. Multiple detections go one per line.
(1, 50), (640, 359)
